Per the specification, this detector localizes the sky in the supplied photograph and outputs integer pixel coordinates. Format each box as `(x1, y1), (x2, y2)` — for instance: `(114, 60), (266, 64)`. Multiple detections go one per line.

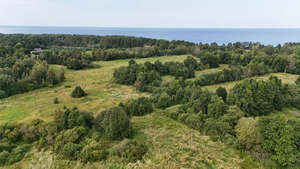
(0, 0), (300, 28)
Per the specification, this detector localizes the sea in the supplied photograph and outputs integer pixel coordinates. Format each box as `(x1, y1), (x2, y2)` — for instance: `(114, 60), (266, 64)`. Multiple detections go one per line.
(1, 26), (300, 45)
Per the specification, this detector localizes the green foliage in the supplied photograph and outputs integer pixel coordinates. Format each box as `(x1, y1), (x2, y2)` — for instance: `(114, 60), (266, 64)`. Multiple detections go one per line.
(198, 53), (220, 68)
(0, 58), (64, 99)
(258, 116), (298, 167)
(94, 107), (132, 140)
(184, 56), (204, 70)
(80, 140), (108, 163)
(53, 97), (59, 104)
(216, 87), (227, 102)
(111, 139), (148, 162)
(123, 97), (153, 116)
(235, 117), (260, 150)
(156, 92), (172, 109)
(207, 96), (228, 119)
(54, 107), (94, 131)
(71, 86), (87, 98)
(0, 144), (31, 166)
(296, 76), (300, 85)
(54, 127), (88, 159)
(228, 76), (287, 116)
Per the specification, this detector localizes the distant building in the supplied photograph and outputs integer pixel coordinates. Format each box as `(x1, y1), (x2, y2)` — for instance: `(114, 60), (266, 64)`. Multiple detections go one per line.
(31, 48), (43, 57)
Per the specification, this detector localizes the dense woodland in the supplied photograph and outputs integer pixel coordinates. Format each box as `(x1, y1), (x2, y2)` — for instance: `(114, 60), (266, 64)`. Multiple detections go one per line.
(0, 34), (300, 168)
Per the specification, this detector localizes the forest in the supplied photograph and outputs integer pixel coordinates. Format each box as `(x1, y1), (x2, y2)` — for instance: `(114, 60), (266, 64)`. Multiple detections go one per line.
(0, 34), (300, 169)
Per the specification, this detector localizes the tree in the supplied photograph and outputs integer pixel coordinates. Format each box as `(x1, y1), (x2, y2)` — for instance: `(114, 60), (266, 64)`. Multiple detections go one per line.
(216, 87), (227, 102)
(207, 96), (228, 119)
(184, 56), (200, 70)
(198, 53), (220, 68)
(54, 107), (94, 131)
(296, 76), (300, 85)
(124, 97), (153, 116)
(94, 107), (132, 140)
(30, 61), (48, 84)
(258, 116), (297, 167)
(156, 92), (172, 109)
(235, 117), (260, 150)
(71, 86), (86, 98)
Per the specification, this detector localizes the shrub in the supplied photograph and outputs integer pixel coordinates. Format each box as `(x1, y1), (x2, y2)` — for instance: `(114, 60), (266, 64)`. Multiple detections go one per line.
(156, 92), (172, 109)
(6, 144), (31, 165)
(60, 143), (82, 160)
(258, 116), (297, 167)
(296, 76), (300, 85)
(53, 97), (59, 104)
(71, 86), (86, 98)
(94, 107), (132, 140)
(111, 139), (148, 162)
(124, 97), (153, 116)
(216, 87), (227, 102)
(80, 140), (108, 162)
(54, 107), (94, 131)
(184, 113), (203, 131)
(54, 127), (88, 159)
(235, 117), (260, 150)
(0, 151), (9, 166)
(0, 90), (7, 99)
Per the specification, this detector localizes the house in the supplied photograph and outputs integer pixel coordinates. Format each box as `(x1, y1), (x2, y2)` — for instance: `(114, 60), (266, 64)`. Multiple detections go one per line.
(30, 48), (43, 57)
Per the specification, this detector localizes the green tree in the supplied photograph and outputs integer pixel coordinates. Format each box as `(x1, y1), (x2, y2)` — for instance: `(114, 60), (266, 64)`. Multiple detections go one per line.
(71, 86), (87, 98)
(94, 107), (132, 140)
(216, 87), (227, 102)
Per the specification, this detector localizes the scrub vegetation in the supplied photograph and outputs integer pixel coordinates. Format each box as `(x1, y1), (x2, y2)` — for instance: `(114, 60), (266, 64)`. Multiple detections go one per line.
(0, 34), (300, 169)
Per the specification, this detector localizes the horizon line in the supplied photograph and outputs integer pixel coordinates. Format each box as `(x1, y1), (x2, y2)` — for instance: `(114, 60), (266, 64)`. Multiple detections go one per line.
(1, 25), (300, 29)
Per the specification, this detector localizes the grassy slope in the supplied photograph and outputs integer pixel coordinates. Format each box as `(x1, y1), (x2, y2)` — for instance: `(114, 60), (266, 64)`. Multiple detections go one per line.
(1, 54), (298, 169)
(0, 55), (188, 124)
(4, 111), (246, 169)
(202, 72), (299, 91)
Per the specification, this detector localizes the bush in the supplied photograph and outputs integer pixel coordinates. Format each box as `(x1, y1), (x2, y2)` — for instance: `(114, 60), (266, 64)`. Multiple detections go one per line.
(235, 117), (260, 150)
(296, 76), (300, 85)
(6, 144), (31, 165)
(54, 107), (94, 131)
(216, 87), (227, 102)
(0, 151), (9, 166)
(0, 90), (7, 99)
(80, 140), (108, 163)
(123, 97), (153, 116)
(111, 139), (147, 162)
(156, 92), (172, 109)
(54, 127), (88, 159)
(71, 86), (86, 98)
(258, 116), (297, 167)
(94, 107), (132, 140)
(60, 143), (82, 160)
(53, 97), (59, 104)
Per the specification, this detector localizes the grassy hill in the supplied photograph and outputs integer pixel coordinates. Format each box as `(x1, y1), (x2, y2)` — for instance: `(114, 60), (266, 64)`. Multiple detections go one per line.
(1, 54), (299, 169)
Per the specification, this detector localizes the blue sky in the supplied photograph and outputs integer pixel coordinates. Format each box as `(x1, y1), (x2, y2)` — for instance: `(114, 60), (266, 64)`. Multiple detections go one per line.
(0, 0), (299, 28)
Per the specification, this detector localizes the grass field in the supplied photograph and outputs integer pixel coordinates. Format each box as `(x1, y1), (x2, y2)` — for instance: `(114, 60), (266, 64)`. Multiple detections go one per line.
(203, 73), (299, 91)
(0, 55), (190, 124)
(1, 54), (298, 169)
(4, 111), (247, 169)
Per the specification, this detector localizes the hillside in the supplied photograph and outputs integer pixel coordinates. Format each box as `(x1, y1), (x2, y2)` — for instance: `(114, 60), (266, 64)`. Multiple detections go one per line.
(0, 35), (300, 169)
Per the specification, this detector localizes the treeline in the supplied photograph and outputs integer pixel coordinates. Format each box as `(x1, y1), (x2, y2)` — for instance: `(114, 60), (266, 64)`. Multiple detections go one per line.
(113, 56), (205, 91)
(90, 45), (190, 61)
(0, 34), (194, 52)
(193, 63), (269, 86)
(194, 43), (300, 74)
(38, 44), (191, 69)
(0, 57), (65, 99)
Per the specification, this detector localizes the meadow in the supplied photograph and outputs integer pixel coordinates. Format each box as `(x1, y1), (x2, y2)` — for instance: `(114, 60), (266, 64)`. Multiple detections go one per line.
(1, 54), (299, 169)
